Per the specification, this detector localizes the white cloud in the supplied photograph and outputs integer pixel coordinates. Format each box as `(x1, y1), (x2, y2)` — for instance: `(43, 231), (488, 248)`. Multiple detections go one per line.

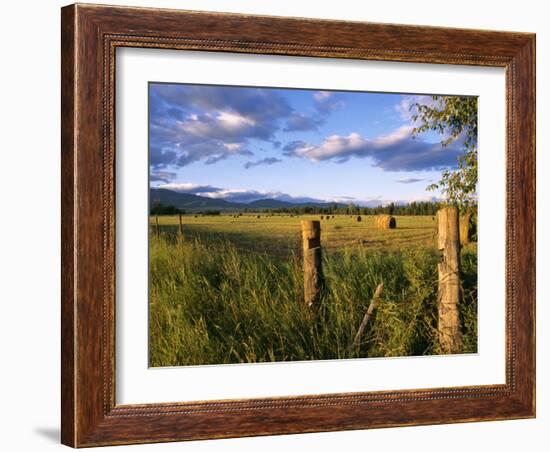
(283, 125), (464, 171)
(178, 111), (257, 139)
(313, 90), (344, 114)
(150, 84), (294, 167)
(289, 133), (369, 162)
(394, 95), (436, 121)
(217, 111), (256, 128)
(158, 182), (216, 193)
(373, 125), (414, 146)
(150, 170), (177, 183)
(313, 91), (332, 102)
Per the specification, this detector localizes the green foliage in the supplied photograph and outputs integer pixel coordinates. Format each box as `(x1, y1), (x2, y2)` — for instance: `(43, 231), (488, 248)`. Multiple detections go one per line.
(196, 210), (221, 216)
(412, 96), (478, 208)
(149, 234), (477, 366)
(459, 250), (479, 353)
(150, 201), (183, 216)
(267, 201), (440, 216)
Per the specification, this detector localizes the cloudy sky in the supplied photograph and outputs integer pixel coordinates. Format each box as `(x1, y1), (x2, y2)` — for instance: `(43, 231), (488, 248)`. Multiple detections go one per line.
(149, 83), (468, 205)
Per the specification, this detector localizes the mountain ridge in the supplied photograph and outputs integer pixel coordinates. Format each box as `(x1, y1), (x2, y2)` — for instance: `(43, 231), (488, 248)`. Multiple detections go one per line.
(150, 188), (347, 211)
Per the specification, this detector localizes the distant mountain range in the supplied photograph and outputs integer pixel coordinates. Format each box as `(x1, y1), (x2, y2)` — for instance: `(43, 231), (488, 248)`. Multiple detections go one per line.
(150, 188), (348, 212)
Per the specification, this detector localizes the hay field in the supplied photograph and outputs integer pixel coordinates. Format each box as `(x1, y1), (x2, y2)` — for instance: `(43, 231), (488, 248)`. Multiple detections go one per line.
(149, 213), (477, 367)
(151, 214), (442, 257)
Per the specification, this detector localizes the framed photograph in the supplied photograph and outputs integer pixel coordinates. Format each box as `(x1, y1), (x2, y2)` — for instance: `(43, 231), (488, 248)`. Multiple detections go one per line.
(61, 3), (535, 447)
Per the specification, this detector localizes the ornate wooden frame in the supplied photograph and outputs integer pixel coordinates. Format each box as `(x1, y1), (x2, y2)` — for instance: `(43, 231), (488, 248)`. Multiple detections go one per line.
(61, 3), (536, 447)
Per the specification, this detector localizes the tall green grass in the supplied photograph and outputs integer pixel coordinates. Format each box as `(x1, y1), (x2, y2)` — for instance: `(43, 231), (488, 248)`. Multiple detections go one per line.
(149, 234), (477, 366)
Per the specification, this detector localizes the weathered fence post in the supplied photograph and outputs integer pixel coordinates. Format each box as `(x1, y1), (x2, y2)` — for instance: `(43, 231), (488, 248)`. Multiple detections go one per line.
(301, 220), (323, 307)
(459, 212), (472, 244)
(155, 215), (160, 237)
(437, 206), (463, 353)
(178, 213), (184, 237)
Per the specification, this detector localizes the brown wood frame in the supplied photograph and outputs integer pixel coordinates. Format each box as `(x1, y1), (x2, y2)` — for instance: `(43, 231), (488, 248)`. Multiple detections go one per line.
(61, 3), (536, 447)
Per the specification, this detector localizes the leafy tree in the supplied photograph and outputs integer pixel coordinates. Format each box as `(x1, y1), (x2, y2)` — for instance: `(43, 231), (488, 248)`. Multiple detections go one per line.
(411, 96), (478, 209)
(150, 201), (183, 216)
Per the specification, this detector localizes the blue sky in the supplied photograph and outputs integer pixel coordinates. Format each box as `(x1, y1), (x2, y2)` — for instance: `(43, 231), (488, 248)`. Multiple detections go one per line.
(149, 83), (468, 206)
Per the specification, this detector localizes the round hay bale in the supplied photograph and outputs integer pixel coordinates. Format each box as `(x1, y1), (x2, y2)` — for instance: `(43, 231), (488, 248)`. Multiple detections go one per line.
(376, 214), (396, 229)
(376, 215), (397, 229)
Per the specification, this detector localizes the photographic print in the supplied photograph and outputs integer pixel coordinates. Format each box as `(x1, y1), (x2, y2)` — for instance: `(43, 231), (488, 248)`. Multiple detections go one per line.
(61, 6), (535, 444)
(148, 83), (478, 367)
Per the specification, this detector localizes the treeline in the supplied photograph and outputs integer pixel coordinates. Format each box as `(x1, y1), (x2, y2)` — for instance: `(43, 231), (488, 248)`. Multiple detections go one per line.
(196, 210), (221, 216)
(150, 202), (222, 216)
(150, 202), (183, 215)
(265, 201), (440, 216)
(150, 201), (442, 216)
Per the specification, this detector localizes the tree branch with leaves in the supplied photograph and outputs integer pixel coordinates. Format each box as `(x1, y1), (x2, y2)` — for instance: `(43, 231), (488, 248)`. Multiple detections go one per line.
(411, 96), (478, 209)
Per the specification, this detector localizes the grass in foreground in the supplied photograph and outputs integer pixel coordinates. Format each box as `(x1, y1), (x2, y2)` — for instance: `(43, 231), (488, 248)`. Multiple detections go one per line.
(149, 233), (477, 367)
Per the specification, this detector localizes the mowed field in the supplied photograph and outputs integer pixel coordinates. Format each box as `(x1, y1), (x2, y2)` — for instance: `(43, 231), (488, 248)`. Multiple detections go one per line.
(149, 214), (477, 367)
(151, 214), (441, 257)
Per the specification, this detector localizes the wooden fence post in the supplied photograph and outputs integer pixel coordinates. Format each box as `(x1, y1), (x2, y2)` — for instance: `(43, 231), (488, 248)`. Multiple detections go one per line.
(459, 212), (472, 244)
(178, 213), (184, 237)
(437, 206), (463, 353)
(155, 215), (160, 237)
(301, 220), (323, 307)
